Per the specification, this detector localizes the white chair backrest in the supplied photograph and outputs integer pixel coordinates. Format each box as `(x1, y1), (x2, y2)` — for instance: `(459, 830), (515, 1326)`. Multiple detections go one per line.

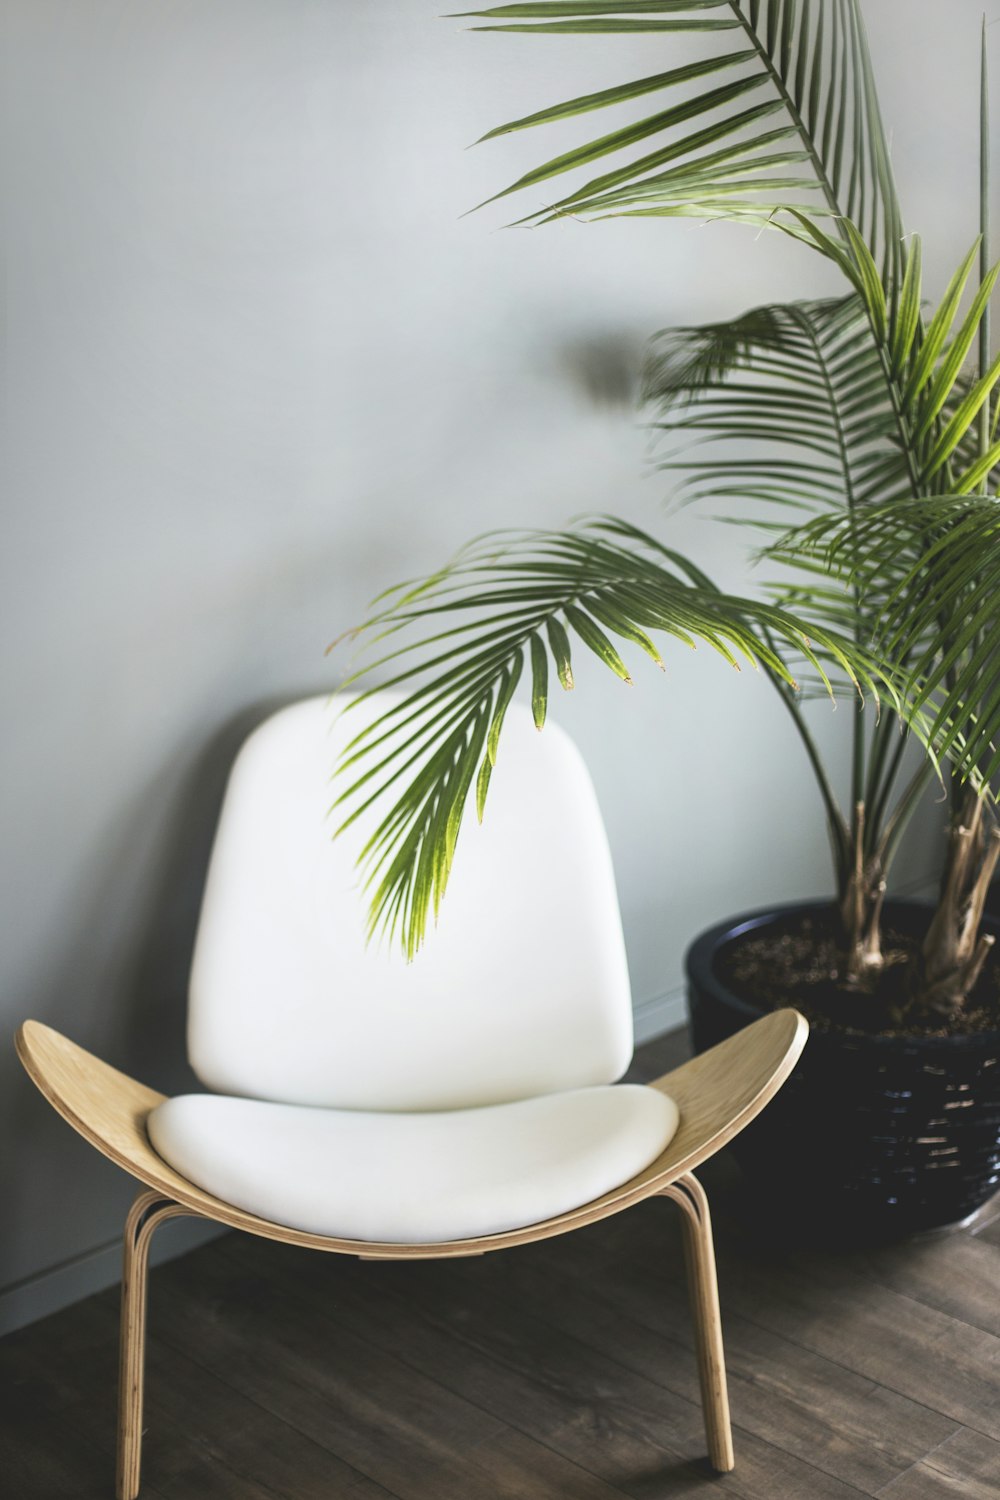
(188, 694), (633, 1110)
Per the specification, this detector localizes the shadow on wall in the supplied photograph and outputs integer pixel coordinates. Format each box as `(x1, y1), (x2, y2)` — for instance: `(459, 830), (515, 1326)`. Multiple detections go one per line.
(552, 330), (644, 412)
(118, 690), (332, 1086)
(3, 688), (334, 1287)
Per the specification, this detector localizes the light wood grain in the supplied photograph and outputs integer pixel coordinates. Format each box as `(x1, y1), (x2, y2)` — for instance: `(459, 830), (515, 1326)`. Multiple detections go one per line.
(15, 1010), (806, 1261)
(16, 1008), (806, 1492)
(661, 1174), (734, 1472)
(117, 1192), (192, 1500)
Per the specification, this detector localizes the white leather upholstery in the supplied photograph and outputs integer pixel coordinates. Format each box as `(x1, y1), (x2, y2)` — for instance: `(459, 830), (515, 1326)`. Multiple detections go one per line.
(148, 1084), (679, 1243)
(188, 695), (635, 1111)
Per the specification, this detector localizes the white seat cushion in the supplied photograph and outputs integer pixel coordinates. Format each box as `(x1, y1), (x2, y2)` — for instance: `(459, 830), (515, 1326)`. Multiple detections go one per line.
(148, 1085), (679, 1243)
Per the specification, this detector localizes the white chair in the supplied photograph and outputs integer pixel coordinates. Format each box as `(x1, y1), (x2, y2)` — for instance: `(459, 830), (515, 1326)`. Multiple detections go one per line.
(17, 694), (807, 1498)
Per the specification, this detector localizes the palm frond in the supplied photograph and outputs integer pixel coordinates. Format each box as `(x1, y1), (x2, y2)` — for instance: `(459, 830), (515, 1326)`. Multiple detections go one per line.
(766, 496), (1000, 783)
(646, 293), (899, 510)
(647, 230), (1000, 515)
(333, 517), (890, 956)
(795, 230), (1000, 500)
(457, 0), (902, 270)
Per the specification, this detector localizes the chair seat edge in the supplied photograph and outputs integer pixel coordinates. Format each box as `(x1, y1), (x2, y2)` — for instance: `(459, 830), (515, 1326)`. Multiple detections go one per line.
(15, 1009), (806, 1259)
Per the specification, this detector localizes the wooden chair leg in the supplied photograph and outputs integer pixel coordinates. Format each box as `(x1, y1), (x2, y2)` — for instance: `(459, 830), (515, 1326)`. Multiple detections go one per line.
(660, 1172), (735, 1474)
(117, 1189), (197, 1500)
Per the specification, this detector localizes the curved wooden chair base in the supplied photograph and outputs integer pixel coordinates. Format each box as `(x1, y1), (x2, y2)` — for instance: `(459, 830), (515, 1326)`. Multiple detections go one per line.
(16, 1009), (807, 1498)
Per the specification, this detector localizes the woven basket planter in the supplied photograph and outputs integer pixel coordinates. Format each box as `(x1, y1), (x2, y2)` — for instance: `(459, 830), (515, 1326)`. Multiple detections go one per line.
(687, 901), (1000, 1236)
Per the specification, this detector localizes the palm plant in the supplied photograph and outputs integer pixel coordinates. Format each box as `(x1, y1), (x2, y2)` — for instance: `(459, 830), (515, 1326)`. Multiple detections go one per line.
(332, 0), (1000, 1025)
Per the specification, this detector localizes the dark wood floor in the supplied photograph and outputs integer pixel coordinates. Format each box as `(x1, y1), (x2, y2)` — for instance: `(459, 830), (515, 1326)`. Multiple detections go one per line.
(3, 1028), (999, 1500)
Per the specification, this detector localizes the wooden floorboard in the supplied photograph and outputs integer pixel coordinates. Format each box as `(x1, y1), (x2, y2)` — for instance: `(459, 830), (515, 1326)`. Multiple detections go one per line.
(2, 1026), (998, 1499)
(154, 1240), (633, 1500)
(972, 1209), (1000, 1248)
(447, 1205), (962, 1495)
(844, 1232), (1000, 1339)
(875, 1429), (1000, 1499)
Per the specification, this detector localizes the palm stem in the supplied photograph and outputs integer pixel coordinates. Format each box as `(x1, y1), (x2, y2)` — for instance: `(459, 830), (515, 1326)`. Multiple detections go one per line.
(879, 759), (938, 872)
(765, 665), (850, 883)
(729, 2), (846, 230)
(867, 718), (911, 850)
(787, 301), (870, 822)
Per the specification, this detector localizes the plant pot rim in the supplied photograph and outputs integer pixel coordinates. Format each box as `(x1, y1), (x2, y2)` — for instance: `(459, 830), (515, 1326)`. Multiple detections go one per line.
(685, 897), (1000, 1048)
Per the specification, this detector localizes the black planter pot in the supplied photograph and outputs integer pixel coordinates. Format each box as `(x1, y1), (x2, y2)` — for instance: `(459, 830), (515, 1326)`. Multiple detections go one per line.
(686, 900), (1000, 1237)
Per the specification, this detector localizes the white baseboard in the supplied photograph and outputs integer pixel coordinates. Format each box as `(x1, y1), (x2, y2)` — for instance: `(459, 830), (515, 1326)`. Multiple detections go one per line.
(633, 987), (687, 1044)
(0, 1217), (226, 1339)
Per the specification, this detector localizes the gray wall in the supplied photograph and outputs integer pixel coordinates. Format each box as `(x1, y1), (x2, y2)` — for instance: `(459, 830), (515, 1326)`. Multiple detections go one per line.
(2, 0), (996, 1329)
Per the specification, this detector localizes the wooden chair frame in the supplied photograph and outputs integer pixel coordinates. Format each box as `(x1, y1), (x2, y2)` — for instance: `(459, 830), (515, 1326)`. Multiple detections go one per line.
(16, 1008), (807, 1499)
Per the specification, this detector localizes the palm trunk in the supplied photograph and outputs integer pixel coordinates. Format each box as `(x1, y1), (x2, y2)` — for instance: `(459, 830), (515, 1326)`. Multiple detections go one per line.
(911, 788), (1000, 1017)
(837, 788), (998, 1017)
(839, 800), (887, 983)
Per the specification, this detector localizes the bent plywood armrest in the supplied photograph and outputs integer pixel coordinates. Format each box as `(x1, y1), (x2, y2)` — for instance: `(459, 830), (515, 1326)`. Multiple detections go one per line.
(16, 1009), (807, 1498)
(16, 1008), (806, 1257)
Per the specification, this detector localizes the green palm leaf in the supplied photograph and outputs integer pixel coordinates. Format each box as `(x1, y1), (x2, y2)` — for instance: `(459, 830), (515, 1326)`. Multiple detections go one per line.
(767, 496), (1000, 782)
(458, 0), (902, 271)
(645, 294), (903, 644)
(333, 518), (891, 955)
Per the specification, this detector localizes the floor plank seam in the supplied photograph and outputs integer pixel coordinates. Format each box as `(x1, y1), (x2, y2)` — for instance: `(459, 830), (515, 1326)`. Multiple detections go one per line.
(870, 1428), (969, 1498)
(842, 1268), (1000, 1343)
(211, 1229), (966, 1499)
(360, 1269), (879, 1500)
(144, 1272), (642, 1500)
(725, 1304), (1000, 1442)
(143, 1322), (411, 1500)
(296, 1303), (640, 1499)
(211, 1231), (708, 1437)
(968, 1206), (1000, 1237)
(221, 1256), (707, 1494)
(494, 1287), (948, 1494)
(488, 1233), (963, 1492)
